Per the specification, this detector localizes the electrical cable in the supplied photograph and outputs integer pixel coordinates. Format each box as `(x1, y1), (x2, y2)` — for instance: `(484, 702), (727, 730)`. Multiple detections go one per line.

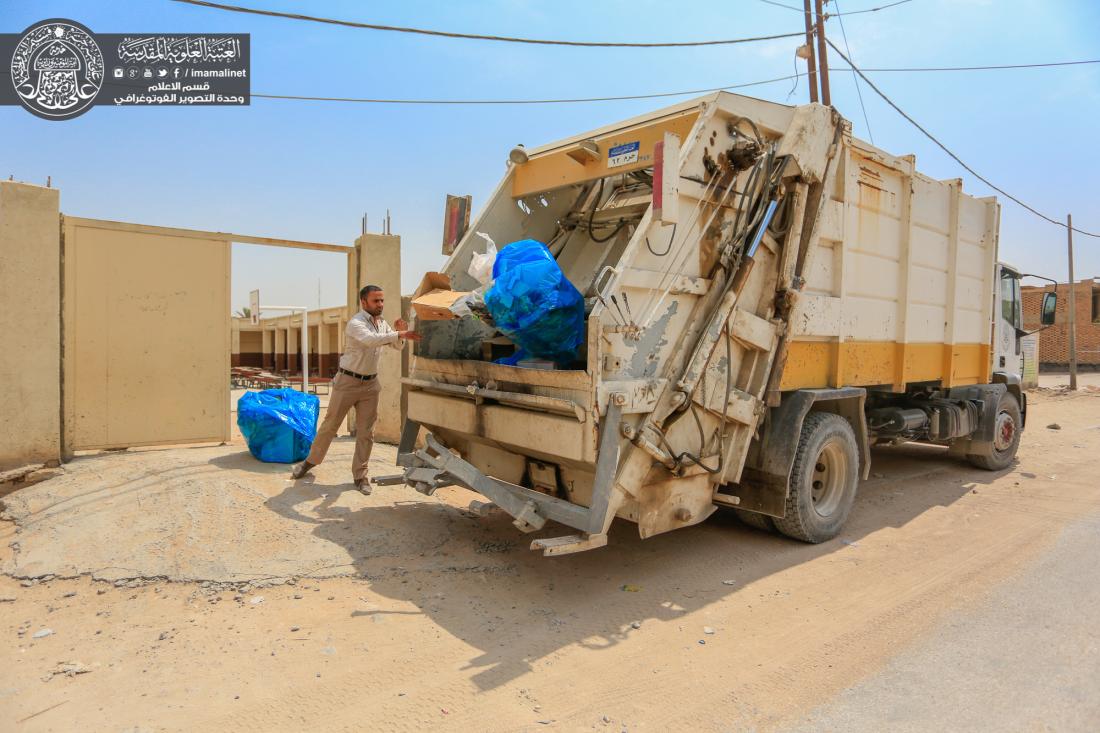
(827, 40), (1100, 238)
(832, 0), (874, 144)
(170, 0), (804, 48)
(757, 0), (913, 16)
(828, 0), (915, 16)
(857, 59), (1100, 72)
(245, 60), (1100, 106)
(251, 74), (800, 105)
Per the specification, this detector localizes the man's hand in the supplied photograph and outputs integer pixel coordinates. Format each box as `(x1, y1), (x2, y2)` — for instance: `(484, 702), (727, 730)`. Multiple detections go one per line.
(394, 318), (409, 331)
(398, 330), (422, 342)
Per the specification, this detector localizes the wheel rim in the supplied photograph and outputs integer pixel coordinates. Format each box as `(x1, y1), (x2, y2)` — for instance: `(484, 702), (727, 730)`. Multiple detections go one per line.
(993, 410), (1016, 452)
(810, 440), (848, 517)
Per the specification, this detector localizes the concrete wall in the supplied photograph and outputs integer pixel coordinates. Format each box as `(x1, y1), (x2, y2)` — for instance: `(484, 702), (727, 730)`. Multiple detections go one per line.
(0, 182), (60, 469)
(355, 233), (402, 442)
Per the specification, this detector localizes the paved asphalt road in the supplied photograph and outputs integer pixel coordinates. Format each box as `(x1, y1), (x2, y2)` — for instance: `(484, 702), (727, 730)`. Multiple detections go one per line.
(793, 514), (1100, 731)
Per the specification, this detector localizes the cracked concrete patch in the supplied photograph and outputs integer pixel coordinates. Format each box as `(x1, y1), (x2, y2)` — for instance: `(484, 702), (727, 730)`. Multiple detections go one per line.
(0, 439), (467, 584)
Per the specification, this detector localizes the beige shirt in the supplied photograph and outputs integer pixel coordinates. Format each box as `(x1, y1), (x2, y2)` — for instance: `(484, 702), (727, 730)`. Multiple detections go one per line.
(339, 310), (404, 376)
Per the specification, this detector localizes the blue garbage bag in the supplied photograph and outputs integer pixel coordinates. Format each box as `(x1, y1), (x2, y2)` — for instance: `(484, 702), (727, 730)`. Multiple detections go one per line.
(485, 239), (585, 365)
(237, 388), (320, 463)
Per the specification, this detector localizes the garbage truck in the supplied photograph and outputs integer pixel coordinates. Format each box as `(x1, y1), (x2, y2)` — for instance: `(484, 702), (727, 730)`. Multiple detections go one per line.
(386, 92), (1037, 555)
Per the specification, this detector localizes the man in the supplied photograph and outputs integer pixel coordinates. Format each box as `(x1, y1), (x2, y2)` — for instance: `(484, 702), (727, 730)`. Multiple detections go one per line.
(291, 285), (420, 494)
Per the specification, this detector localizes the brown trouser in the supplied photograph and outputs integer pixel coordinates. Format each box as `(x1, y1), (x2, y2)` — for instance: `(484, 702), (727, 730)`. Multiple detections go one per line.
(306, 372), (382, 481)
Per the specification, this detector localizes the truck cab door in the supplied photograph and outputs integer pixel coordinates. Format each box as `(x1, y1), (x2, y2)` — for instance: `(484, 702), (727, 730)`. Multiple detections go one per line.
(994, 263), (1023, 377)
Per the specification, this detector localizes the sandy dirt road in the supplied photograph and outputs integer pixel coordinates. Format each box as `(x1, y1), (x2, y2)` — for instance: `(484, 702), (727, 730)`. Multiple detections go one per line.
(2, 386), (1099, 731)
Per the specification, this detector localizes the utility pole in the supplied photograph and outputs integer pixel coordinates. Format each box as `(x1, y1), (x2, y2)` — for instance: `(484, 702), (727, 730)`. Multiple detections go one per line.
(1067, 213), (1078, 390)
(802, 0), (819, 103)
(814, 0), (831, 106)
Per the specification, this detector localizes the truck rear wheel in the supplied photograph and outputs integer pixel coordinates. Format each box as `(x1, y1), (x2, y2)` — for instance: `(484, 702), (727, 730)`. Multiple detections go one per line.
(966, 392), (1021, 471)
(773, 412), (860, 543)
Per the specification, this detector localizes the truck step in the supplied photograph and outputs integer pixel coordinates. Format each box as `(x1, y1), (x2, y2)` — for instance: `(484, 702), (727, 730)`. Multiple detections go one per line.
(530, 533), (608, 556)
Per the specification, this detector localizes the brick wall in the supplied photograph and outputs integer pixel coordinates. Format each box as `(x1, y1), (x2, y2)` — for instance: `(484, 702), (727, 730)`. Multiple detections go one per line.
(1022, 279), (1100, 365)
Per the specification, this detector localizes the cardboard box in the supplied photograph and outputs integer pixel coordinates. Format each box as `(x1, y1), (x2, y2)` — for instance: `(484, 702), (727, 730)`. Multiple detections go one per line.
(411, 272), (469, 321)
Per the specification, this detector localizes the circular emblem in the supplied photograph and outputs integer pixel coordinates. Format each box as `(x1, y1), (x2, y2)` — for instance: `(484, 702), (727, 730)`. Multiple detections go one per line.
(10, 19), (103, 121)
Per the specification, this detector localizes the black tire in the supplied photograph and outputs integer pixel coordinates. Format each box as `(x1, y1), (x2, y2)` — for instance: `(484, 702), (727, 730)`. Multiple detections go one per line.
(966, 392), (1022, 471)
(773, 412), (860, 543)
(734, 509), (776, 533)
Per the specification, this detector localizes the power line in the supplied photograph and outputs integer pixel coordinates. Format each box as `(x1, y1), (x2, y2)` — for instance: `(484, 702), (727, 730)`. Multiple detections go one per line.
(756, 0), (809, 11)
(162, 58), (1100, 106)
(826, 39), (1099, 238)
(169, 0), (804, 48)
(827, 0), (914, 16)
(240, 59), (1100, 104)
(832, 0), (874, 143)
(252, 74), (802, 105)
(855, 59), (1100, 72)
(757, 0), (914, 16)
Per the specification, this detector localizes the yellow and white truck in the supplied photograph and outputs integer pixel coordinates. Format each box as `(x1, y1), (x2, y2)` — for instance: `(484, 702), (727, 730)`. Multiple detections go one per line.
(389, 92), (1040, 555)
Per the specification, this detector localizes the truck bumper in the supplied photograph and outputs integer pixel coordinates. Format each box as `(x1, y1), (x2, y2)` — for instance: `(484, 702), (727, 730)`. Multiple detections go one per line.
(381, 406), (624, 555)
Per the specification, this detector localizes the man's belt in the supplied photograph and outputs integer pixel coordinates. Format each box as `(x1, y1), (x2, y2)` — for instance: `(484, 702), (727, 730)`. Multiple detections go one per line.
(339, 368), (376, 381)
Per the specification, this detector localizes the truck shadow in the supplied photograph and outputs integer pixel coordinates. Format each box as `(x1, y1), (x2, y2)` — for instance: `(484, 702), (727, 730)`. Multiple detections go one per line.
(264, 442), (1009, 692)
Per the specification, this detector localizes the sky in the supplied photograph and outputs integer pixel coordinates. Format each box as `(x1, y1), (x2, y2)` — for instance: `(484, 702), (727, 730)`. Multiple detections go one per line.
(3, 0), (1099, 312)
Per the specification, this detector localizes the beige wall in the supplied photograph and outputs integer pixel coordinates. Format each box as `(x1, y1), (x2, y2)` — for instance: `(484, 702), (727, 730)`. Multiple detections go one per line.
(0, 182), (60, 469)
(355, 234), (402, 442)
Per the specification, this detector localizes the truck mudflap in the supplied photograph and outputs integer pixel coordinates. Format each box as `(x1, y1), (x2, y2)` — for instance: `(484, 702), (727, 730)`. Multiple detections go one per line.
(379, 403), (624, 556)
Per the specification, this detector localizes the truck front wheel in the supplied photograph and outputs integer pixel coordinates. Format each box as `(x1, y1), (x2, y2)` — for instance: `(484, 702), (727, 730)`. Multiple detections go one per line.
(966, 392), (1022, 471)
(773, 412), (860, 543)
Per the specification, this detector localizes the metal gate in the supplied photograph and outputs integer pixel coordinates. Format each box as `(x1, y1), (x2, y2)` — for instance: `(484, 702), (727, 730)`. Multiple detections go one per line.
(62, 217), (231, 452)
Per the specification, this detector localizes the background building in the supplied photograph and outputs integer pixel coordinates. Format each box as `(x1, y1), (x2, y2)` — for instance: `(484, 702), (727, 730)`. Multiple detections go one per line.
(1022, 278), (1100, 368)
(231, 306), (349, 377)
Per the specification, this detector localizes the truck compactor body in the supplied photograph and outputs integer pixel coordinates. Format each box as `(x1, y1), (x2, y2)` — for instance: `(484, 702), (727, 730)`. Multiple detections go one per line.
(391, 92), (1028, 555)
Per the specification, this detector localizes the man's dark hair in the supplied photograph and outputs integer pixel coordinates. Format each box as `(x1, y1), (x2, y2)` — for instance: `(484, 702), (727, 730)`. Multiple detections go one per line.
(359, 284), (383, 300)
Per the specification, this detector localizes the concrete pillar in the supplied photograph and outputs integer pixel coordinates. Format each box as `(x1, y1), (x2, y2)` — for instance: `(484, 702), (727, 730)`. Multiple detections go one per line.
(317, 319), (331, 376)
(354, 233), (402, 442)
(262, 329), (273, 369)
(330, 322), (342, 375)
(0, 182), (61, 469)
(287, 326), (299, 372)
(275, 327), (286, 372)
(308, 324), (319, 374)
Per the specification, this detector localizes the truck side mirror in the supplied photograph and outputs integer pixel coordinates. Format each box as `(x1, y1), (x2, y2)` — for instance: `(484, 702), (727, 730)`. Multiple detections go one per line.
(1040, 291), (1057, 326)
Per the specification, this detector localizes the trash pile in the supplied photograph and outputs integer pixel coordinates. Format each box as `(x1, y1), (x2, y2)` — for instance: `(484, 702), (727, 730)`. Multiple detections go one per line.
(411, 236), (585, 367)
(483, 239), (585, 365)
(237, 388), (319, 463)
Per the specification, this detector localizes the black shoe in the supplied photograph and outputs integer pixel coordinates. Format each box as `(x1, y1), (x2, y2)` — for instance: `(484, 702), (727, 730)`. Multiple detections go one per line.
(354, 479), (372, 496)
(291, 461), (314, 479)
